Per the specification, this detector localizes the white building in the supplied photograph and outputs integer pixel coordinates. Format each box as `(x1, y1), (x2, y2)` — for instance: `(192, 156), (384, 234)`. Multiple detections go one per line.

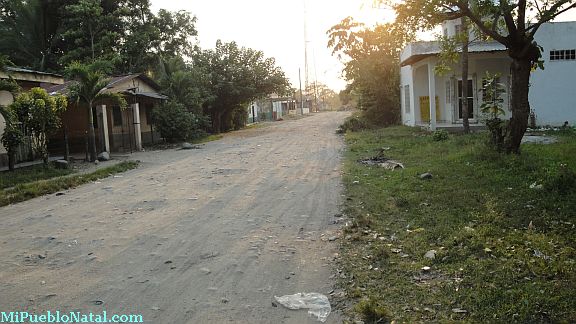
(400, 20), (576, 129)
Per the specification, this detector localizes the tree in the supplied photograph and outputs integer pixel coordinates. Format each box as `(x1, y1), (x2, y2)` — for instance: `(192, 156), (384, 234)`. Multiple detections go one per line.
(391, 0), (576, 153)
(59, 0), (122, 67)
(155, 56), (211, 114)
(195, 41), (291, 133)
(328, 18), (414, 125)
(9, 88), (67, 165)
(118, 2), (198, 74)
(0, 0), (67, 72)
(65, 61), (126, 162)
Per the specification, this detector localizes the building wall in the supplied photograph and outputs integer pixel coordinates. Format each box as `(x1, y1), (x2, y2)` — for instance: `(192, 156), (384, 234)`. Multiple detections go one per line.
(530, 22), (576, 126)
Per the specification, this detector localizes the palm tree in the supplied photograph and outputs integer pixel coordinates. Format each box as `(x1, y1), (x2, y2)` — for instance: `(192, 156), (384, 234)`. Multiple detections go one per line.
(65, 61), (126, 162)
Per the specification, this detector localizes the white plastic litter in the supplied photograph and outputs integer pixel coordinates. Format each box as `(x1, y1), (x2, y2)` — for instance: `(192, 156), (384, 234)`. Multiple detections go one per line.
(274, 292), (331, 322)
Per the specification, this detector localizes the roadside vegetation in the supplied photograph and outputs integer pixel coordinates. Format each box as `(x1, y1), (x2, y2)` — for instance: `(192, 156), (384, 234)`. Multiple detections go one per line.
(0, 161), (138, 206)
(339, 126), (576, 323)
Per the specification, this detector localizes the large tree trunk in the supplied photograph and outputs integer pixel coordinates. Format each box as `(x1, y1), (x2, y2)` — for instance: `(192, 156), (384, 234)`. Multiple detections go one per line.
(504, 57), (532, 154)
(88, 105), (97, 162)
(461, 16), (470, 134)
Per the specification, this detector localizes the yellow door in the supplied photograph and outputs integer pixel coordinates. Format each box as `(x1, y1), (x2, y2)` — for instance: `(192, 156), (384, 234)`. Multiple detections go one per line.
(419, 96), (440, 122)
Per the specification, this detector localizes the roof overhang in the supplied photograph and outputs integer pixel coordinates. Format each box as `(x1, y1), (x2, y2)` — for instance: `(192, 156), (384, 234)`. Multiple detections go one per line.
(400, 41), (507, 66)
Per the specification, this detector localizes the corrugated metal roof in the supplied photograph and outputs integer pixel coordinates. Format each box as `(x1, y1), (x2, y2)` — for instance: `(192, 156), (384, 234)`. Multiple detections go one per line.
(6, 66), (63, 78)
(400, 41), (506, 66)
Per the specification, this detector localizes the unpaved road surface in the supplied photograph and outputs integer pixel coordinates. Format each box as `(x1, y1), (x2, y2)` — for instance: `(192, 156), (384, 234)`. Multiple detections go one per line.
(0, 112), (350, 323)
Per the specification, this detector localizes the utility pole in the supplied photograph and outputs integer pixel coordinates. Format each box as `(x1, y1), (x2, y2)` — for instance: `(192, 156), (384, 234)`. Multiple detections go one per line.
(299, 68), (304, 115)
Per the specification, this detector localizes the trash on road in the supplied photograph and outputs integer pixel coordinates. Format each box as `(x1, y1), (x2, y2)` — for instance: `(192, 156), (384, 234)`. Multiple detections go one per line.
(274, 292), (331, 322)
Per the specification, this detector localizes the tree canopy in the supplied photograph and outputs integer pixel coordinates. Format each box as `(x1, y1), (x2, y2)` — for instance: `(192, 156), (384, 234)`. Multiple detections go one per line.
(328, 17), (413, 125)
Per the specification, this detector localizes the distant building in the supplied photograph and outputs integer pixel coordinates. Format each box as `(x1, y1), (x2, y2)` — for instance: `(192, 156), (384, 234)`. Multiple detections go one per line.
(247, 94), (297, 122)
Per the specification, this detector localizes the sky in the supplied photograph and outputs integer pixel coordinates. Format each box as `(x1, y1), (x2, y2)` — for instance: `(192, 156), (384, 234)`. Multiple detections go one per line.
(150, 1), (576, 92)
(150, 0), (395, 92)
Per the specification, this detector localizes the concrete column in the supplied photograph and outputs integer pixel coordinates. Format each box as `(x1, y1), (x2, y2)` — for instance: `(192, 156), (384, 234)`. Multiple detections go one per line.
(132, 103), (142, 151)
(427, 62), (437, 131)
(96, 105), (110, 153)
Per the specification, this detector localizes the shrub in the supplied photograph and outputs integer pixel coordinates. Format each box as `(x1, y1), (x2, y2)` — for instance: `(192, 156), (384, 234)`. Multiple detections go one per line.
(337, 115), (369, 133)
(151, 101), (208, 142)
(432, 129), (449, 141)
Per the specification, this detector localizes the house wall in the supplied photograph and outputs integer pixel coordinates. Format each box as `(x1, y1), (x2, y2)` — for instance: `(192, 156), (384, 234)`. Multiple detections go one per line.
(0, 90), (14, 156)
(530, 22), (576, 126)
(400, 66), (415, 126)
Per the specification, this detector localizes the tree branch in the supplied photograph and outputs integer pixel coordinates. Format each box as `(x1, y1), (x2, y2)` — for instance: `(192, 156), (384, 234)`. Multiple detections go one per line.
(456, 3), (509, 45)
(500, 0), (518, 36)
(527, 1), (576, 36)
(517, 0), (527, 32)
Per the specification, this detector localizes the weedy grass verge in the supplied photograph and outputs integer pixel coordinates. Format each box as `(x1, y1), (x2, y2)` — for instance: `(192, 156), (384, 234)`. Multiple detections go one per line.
(0, 161), (139, 206)
(339, 126), (575, 323)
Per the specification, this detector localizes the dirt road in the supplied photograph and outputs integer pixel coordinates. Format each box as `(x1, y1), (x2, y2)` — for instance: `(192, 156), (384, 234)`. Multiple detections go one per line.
(0, 111), (350, 323)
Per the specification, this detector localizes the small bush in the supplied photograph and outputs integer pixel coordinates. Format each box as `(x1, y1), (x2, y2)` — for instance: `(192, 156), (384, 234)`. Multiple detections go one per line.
(152, 101), (208, 142)
(432, 129), (449, 141)
(354, 299), (390, 324)
(338, 115), (368, 133)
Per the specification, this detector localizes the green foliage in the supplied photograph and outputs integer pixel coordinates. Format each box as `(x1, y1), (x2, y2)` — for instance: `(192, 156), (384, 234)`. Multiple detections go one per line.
(151, 101), (208, 143)
(10, 87), (67, 164)
(194, 41), (291, 133)
(480, 72), (507, 150)
(155, 56), (211, 114)
(0, 0), (65, 71)
(432, 129), (449, 141)
(65, 60), (126, 161)
(337, 114), (369, 133)
(0, 164), (73, 189)
(434, 35), (460, 76)
(0, 160), (138, 206)
(0, 115), (23, 152)
(480, 72), (506, 119)
(328, 18), (413, 126)
(353, 299), (390, 323)
(0, 0), (197, 74)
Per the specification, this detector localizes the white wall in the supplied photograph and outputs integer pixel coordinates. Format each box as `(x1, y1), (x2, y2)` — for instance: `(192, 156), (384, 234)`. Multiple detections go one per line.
(400, 65), (415, 126)
(530, 22), (576, 126)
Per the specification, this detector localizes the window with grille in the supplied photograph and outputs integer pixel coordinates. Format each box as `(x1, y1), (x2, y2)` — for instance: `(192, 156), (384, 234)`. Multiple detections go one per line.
(550, 49), (576, 61)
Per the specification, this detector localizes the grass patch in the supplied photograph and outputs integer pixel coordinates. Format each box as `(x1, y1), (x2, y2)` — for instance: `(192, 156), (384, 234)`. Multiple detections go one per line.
(0, 164), (74, 189)
(0, 161), (139, 206)
(340, 126), (576, 323)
